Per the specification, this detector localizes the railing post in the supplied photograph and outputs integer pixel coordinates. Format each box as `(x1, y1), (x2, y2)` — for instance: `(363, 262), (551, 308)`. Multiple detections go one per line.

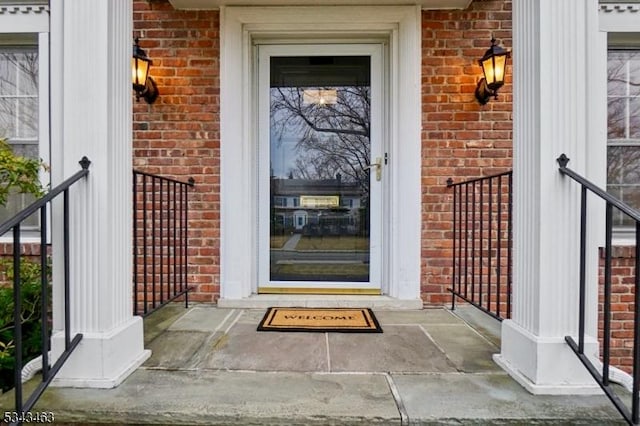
(173, 181), (178, 297)
(177, 183), (181, 296)
(633, 222), (640, 424)
(471, 181), (476, 302)
(488, 178), (493, 313)
(578, 186), (587, 354)
(133, 173), (139, 316)
(603, 203), (613, 386)
(479, 180), (484, 308)
(457, 182), (463, 298)
(448, 178), (456, 311)
(131, 172), (138, 315)
(142, 174), (148, 315)
(496, 176), (502, 318)
(152, 177), (157, 310)
(464, 184), (469, 298)
(12, 225), (23, 413)
(160, 178), (165, 305)
(506, 172), (512, 319)
(40, 205), (49, 381)
(183, 179), (192, 306)
(63, 189), (70, 350)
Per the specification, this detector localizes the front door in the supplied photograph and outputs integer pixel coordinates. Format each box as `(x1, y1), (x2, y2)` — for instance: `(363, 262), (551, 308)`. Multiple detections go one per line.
(257, 43), (385, 294)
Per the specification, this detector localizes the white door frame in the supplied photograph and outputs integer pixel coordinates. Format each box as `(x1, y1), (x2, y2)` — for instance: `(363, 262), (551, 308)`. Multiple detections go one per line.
(256, 43), (384, 292)
(220, 5), (422, 302)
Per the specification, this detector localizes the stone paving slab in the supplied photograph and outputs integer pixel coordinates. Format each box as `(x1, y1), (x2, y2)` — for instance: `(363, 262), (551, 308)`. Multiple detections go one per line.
(451, 305), (502, 347)
(423, 324), (502, 373)
(391, 372), (625, 425)
(30, 369), (401, 425)
(144, 330), (210, 368)
(143, 304), (191, 345)
(168, 307), (237, 332)
(374, 309), (464, 326)
(1, 306), (631, 425)
(196, 323), (329, 371)
(328, 325), (457, 373)
(236, 308), (271, 324)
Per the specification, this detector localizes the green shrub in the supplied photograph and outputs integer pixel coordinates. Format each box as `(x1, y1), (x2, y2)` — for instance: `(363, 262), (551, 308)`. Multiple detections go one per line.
(0, 137), (49, 391)
(0, 257), (51, 392)
(0, 137), (49, 392)
(0, 138), (45, 206)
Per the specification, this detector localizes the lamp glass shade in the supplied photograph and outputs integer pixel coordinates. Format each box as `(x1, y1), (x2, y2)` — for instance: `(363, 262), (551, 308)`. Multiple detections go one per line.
(131, 56), (150, 91)
(480, 49), (508, 91)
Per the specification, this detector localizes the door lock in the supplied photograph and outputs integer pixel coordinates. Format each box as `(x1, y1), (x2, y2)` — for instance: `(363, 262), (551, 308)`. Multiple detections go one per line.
(365, 157), (383, 181)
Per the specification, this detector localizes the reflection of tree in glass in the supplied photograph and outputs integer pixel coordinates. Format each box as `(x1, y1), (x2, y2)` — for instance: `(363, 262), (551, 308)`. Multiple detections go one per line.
(607, 51), (640, 139)
(271, 85), (371, 193)
(0, 52), (38, 140)
(608, 146), (640, 184)
(607, 50), (640, 222)
(608, 98), (626, 139)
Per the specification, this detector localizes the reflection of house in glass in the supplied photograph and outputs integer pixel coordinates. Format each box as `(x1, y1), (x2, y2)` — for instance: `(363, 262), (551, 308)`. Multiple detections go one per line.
(270, 175), (365, 236)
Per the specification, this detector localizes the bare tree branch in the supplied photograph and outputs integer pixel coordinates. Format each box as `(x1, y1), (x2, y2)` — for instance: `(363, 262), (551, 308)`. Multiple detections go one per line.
(270, 84), (372, 191)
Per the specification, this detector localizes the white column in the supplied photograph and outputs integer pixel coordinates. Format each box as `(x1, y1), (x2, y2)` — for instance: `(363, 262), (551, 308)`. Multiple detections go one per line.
(494, 0), (607, 394)
(49, 0), (150, 388)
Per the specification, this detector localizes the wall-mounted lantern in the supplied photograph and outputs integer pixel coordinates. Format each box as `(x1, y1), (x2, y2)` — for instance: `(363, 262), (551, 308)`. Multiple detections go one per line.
(475, 38), (510, 105)
(132, 37), (159, 104)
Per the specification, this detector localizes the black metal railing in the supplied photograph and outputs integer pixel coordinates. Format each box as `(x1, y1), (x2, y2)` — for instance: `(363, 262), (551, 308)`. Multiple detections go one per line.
(0, 157), (90, 424)
(558, 153), (640, 425)
(133, 170), (194, 317)
(447, 171), (513, 321)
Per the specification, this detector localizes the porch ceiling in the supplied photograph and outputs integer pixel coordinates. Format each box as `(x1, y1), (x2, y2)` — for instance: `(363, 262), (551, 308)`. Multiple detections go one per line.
(168, 0), (472, 10)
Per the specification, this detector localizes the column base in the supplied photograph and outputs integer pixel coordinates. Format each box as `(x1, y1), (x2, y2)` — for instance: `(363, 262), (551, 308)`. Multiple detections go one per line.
(496, 319), (601, 395)
(51, 316), (150, 388)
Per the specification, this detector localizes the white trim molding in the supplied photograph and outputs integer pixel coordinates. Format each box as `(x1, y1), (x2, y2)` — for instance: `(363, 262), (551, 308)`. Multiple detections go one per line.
(170, 0), (470, 10)
(0, 2), (48, 33)
(600, 2), (640, 12)
(219, 5), (422, 304)
(598, 2), (640, 32)
(600, 3), (640, 31)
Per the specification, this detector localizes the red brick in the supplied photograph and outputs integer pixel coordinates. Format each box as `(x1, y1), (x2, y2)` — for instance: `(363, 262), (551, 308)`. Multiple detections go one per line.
(421, 0), (512, 306)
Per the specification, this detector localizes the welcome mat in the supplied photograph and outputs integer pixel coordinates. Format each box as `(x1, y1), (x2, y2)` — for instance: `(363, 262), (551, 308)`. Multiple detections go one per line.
(257, 307), (382, 333)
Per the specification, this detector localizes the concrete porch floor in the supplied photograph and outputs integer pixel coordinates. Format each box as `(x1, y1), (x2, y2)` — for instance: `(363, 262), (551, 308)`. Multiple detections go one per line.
(3, 305), (626, 425)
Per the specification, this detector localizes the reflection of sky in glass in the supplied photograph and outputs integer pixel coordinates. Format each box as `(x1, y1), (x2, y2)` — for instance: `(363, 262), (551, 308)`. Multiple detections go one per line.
(270, 130), (298, 178)
(270, 90), (302, 178)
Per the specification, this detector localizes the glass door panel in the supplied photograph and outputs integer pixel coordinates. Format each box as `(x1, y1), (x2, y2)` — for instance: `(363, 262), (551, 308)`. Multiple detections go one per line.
(258, 44), (383, 292)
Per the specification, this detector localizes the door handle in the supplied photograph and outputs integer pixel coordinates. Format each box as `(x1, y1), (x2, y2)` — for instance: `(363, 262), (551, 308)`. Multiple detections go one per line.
(364, 157), (382, 181)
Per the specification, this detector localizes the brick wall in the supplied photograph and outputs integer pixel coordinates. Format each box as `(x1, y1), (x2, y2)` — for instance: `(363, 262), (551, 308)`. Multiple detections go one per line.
(599, 246), (637, 374)
(133, 0), (220, 303)
(131, 0), (513, 304)
(421, 0), (513, 305)
(0, 1), (516, 303)
(0, 243), (49, 287)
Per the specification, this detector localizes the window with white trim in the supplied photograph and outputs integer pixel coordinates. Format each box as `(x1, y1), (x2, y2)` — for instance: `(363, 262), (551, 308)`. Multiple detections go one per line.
(608, 40), (640, 229)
